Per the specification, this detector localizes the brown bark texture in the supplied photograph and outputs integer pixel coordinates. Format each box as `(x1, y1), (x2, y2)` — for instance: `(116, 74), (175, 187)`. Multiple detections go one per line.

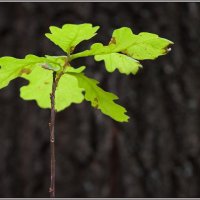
(0, 2), (200, 198)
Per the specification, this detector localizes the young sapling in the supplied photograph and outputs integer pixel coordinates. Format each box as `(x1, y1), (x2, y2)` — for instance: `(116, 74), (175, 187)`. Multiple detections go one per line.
(0, 23), (173, 197)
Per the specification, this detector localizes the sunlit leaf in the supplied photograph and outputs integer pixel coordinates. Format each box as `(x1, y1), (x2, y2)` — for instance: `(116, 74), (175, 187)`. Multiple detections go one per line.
(45, 23), (99, 54)
(20, 66), (84, 111)
(0, 55), (51, 89)
(123, 32), (173, 60)
(95, 53), (142, 75)
(71, 27), (173, 75)
(70, 72), (129, 122)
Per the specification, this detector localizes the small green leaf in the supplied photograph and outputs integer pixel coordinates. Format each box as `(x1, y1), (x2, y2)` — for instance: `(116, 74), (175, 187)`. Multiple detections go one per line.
(70, 27), (173, 75)
(71, 73), (129, 122)
(20, 66), (84, 111)
(95, 53), (142, 75)
(0, 55), (69, 89)
(65, 66), (86, 73)
(0, 55), (48, 89)
(45, 23), (99, 54)
(123, 32), (173, 60)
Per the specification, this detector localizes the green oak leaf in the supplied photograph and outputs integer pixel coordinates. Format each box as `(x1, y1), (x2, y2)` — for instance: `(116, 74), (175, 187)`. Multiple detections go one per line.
(70, 27), (173, 75)
(95, 53), (142, 75)
(20, 66), (84, 111)
(123, 32), (173, 60)
(45, 23), (99, 54)
(65, 66), (86, 73)
(70, 72), (129, 122)
(0, 54), (55, 89)
(71, 27), (173, 59)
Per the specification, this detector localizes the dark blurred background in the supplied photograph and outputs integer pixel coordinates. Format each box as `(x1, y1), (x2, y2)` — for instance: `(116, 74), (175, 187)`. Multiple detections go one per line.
(0, 2), (200, 198)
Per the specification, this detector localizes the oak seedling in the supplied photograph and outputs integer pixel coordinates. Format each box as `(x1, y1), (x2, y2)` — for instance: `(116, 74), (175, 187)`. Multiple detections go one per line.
(0, 23), (173, 197)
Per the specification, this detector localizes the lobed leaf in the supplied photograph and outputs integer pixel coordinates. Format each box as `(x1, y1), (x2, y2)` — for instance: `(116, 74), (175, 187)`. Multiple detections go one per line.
(0, 55), (51, 89)
(70, 72), (129, 122)
(95, 53), (142, 75)
(20, 66), (84, 111)
(45, 23), (99, 54)
(123, 32), (173, 60)
(71, 27), (173, 75)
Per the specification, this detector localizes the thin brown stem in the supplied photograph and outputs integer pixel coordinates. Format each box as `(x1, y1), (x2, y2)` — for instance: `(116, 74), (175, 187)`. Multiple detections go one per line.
(49, 71), (63, 198)
(49, 57), (68, 198)
(49, 71), (56, 198)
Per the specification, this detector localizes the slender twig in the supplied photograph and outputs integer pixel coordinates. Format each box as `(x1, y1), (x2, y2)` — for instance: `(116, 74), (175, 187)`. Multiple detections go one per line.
(49, 71), (57, 198)
(49, 57), (68, 198)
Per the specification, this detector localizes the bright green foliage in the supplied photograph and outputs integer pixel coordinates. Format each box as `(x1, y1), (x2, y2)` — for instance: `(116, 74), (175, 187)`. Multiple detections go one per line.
(70, 73), (129, 122)
(71, 42), (142, 75)
(45, 24), (99, 54)
(0, 23), (173, 122)
(0, 54), (65, 89)
(95, 53), (142, 75)
(65, 66), (86, 73)
(123, 32), (173, 60)
(70, 28), (135, 58)
(20, 66), (84, 111)
(70, 27), (173, 75)
(0, 55), (46, 89)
